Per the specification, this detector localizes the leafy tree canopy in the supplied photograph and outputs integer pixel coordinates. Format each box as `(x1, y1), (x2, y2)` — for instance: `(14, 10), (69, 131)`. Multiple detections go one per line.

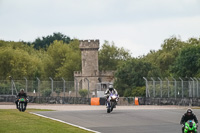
(114, 58), (161, 96)
(99, 41), (131, 71)
(33, 32), (71, 50)
(170, 44), (200, 77)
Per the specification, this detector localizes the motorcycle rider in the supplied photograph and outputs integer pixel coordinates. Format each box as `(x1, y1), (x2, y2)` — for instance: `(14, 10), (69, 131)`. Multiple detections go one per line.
(105, 84), (119, 107)
(15, 89), (28, 109)
(180, 108), (198, 133)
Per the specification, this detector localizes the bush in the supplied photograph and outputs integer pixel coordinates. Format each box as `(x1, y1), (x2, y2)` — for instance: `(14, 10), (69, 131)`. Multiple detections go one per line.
(132, 86), (145, 97)
(55, 88), (61, 96)
(0, 83), (10, 94)
(79, 89), (88, 98)
(42, 89), (51, 97)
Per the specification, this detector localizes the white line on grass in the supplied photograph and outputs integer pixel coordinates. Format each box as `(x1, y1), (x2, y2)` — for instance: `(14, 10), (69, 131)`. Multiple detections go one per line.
(30, 112), (101, 133)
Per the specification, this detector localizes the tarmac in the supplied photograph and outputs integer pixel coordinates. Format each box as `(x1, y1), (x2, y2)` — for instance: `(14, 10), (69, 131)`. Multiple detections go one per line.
(0, 102), (188, 110)
(1, 102), (198, 133)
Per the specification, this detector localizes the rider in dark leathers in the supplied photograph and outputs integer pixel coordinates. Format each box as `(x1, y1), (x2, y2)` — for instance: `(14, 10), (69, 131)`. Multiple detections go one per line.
(15, 89), (28, 109)
(180, 108), (198, 133)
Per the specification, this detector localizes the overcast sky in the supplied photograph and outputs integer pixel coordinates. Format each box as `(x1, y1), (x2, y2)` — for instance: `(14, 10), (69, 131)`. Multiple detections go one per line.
(0, 0), (200, 57)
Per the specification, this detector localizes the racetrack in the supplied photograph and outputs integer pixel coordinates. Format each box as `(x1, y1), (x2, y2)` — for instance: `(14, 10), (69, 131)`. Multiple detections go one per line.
(1, 103), (199, 133)
(33, 106), (200, 133)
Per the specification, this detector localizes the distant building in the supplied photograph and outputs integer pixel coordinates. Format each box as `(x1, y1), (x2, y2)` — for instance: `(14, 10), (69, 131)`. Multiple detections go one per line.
(74, 40), (114, 97)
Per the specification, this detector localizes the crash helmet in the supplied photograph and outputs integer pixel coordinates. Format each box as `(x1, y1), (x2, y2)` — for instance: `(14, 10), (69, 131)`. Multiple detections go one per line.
(187, 108), (192, 115)
(108, 84), (113, 91)
(20, 89), (24, 92)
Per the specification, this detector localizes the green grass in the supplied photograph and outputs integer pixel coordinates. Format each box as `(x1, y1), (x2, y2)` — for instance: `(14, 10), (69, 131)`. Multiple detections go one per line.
(0, 109), (92, 133)
(191, 107), (200, 109)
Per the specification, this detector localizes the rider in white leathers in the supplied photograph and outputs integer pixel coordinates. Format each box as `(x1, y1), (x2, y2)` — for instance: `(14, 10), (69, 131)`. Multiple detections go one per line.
(105, 85), (119, 108)
(105, 84), (118, 97)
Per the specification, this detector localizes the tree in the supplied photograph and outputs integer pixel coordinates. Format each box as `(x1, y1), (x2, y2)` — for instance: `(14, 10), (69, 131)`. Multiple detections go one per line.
(44, 40), (69, 78)
(33, 32), (71, 49)
(143, 36), (186, 77)
(170, 45), (200, 77)
(0, 46), (43, 79)
(187, 38), (200, 46)
(114, 58), (161, 96)
(99, 41), (131, 71)
(45, 40), (81, 80)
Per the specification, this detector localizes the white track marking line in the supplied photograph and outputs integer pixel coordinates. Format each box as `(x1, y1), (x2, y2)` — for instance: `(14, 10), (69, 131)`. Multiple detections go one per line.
(30, 112), (101, 133)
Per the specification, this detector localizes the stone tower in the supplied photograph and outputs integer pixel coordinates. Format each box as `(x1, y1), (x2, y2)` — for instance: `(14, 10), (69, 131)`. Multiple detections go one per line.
(74, 40), (100, 93)
(74, 39), (115, 97)
(80, 40), (99, 77)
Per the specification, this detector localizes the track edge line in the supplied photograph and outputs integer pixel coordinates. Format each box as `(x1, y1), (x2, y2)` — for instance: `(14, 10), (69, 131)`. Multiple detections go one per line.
(30, 112), (101, 133)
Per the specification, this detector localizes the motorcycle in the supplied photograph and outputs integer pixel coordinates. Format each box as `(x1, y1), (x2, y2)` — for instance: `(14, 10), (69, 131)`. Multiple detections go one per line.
(17, 97), (27, 112)
(184, 120), (197, 133)
(106, 93), (119, 113)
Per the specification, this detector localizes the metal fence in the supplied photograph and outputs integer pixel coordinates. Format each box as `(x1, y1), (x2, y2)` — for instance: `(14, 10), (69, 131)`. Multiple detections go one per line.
(0, 79), (75, 97)
(0, 79), (140, 105)
(143, 77), (200, 98)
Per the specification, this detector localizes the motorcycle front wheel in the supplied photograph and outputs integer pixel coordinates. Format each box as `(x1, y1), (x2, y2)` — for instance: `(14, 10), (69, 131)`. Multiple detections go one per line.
(107, 108), (111, 113)
(19, 102), (26, 112)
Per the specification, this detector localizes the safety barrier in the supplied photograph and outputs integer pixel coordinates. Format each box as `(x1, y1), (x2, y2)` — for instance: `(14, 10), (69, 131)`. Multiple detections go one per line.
(90, 97), (100, 105)
(4, 95), (200, 106)
(134, 97), (139, 105)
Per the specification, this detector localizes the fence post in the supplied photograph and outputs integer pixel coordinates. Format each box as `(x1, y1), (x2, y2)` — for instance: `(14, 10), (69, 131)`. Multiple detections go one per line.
(198, 78), (200, 97)
(179, 77), (183, 98)
(165, 78), (170, 98)
(190, 77), (194, 98)
(143, 77), (149, 98)
(36, 77), (40, 103)
(172, 77), (176, 99)
(151, 77), (155, 97)
(194, 78), (198, 98)
(84, 78), (90, 99)
(158, 77), (162, 98)
(62, 78), (65, 97)
(74, 78), (78, 98)
(9, 76), (13, 95)
(9, 76), (18, 95)
(49, 77), (53, 96)
(24, 77), (28, 93)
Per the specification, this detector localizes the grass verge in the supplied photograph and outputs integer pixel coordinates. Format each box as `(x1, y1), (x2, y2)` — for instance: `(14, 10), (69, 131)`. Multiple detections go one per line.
(0, 109), (93, 133)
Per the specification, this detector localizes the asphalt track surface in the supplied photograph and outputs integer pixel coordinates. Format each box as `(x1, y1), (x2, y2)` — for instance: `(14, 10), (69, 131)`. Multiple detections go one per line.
(36, 107), (200, 133)
(1, 104), (199, 133)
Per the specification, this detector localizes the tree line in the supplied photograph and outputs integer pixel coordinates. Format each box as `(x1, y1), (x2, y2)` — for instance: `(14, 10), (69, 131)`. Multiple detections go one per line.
(0, 32), (200, 97)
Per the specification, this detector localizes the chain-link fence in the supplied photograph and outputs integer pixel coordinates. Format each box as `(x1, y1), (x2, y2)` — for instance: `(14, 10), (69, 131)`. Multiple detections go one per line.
(0, 79), (74, 97)
(0, 79), (141, 105)
(0, 78), (111, 98)
(0, 79), (93, 104)
(144, 77), (200, 98)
